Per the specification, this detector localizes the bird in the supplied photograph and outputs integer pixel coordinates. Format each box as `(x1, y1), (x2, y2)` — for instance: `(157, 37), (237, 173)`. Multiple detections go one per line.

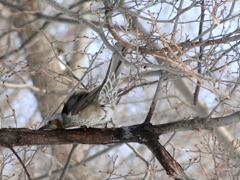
(39, 45), (125, 130)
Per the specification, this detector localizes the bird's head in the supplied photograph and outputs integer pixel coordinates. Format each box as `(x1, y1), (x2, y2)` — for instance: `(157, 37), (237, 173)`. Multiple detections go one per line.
(38, 113), (63, 130)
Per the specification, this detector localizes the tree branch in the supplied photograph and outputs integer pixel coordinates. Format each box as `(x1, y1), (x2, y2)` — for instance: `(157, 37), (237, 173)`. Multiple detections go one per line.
(148, 111), (240, 135)
(2, 111), (240, 179)
(144, 140), (190, 180)
(1, 111), (240, 147)
(144, 72), (165, 123)
(6, 144), (31, 180)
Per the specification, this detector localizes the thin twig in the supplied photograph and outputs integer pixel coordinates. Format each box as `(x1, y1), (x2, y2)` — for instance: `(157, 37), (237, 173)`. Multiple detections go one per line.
(144, 72), (164, 123)
(59, 144), (78, 180)
(193, 1), (205, 105)
(6, 144), (31, 180)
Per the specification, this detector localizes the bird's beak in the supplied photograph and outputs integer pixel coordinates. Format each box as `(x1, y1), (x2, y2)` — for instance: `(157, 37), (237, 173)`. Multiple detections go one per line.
(38, 124), (58, 130)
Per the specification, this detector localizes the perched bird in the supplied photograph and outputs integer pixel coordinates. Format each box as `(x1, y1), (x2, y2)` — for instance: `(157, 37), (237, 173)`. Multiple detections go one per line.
(39, 45), (125, 130)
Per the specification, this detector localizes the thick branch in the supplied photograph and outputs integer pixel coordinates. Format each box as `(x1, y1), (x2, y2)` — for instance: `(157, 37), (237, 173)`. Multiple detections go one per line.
(148, 111), (240, 135)
(0, 127), (138, 147)
(1, 110), (238, 180)
(145, 141), (190, 180)
(1, 111), (239, 147)
(0, 125), (190, 179)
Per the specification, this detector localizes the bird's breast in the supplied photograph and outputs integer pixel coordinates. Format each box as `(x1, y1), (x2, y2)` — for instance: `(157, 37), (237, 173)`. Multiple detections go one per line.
(63, 104), (114, 128)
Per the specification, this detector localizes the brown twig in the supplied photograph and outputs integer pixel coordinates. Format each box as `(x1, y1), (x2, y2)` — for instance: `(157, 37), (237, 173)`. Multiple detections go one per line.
(6, 144), (31, 180)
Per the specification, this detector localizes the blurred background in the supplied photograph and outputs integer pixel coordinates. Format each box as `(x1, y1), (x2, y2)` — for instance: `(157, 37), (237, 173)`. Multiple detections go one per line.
(0, 0), (240, 179)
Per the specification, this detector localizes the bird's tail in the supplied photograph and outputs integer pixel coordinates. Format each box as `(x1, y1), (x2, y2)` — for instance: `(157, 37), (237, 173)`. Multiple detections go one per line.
(69, 44), (127, 113)
(98, 43), (126, 105)
(103, 43), (126, 86)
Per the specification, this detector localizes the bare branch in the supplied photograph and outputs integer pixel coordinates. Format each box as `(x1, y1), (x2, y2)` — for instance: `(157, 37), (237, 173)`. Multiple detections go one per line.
(144, 72), (165, 123)
(1, 111), (240, 146)
(6, 144), (31, 180)
(59, 144), (78, 180)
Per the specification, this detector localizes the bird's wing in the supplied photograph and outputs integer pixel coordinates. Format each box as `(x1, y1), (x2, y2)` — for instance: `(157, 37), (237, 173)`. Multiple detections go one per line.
(64, 44), (126, 114)
(61, 90), (89, 115)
